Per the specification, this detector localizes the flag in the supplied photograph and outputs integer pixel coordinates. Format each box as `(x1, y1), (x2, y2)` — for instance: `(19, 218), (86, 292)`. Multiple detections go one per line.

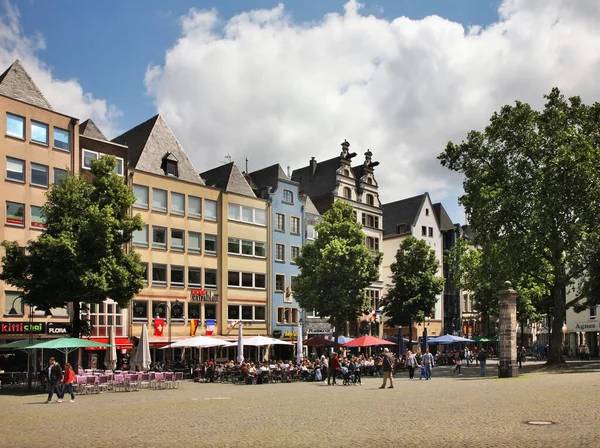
(206, 319), (215, 336)
(154, 318), (164, 337)
(368, 310), (376, 321)
(227, 320), (240, 332)
(190, 319), (198, 336)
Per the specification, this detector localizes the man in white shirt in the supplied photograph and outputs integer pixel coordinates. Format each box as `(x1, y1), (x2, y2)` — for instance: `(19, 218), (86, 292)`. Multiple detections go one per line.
(422, 348), (434, 380)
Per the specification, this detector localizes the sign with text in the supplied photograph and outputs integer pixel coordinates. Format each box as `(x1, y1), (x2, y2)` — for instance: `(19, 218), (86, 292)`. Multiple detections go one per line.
(0, 321), (45, 334)
(190, 289), (219, 303)
(283, 331), (298, 339)
(47, 322), (73, 335)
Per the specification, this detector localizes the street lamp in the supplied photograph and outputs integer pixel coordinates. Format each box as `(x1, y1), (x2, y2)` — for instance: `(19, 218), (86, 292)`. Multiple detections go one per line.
(165, 300), (184, 362)
(7, 295), (23, 315)
(562, 323), (567, 345)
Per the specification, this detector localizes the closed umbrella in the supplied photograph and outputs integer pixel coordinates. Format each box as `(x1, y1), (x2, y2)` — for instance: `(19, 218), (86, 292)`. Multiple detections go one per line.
(397, 327), (406, 356)
(237, 323), (244, 365)
(296, 323), (303, 365)
(131, 323), (151, 371)
(104, 326), (117, 370)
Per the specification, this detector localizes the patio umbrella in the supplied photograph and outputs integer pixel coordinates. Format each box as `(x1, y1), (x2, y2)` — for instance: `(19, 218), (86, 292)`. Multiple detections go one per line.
(0, 339), (42, 350)
(296, 323), (303, 365)
(304, 336), (335, 347)
(474, 336), (491, 343)
(243, 336), (293, 347)
(342, 335), (396, 347)
(104, 326), (118, 370)
(427, 334), (475, 345)
(237, 323), (244, 365)
(397, 327), (406, 356)
(335, 336), (354, 345)
(131, 323), (152, 371)
(25, 337), (111, 365)
(163, 336), (234, 349)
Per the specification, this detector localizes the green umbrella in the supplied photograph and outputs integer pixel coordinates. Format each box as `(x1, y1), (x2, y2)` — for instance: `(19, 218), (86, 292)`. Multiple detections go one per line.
(0, 339), (40, 350)
(474, 336), (491, 343)
(25, 337), (111, 365)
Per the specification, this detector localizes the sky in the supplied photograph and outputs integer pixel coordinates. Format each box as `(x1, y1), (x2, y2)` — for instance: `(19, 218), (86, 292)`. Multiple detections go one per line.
(2, 0), (600, 224)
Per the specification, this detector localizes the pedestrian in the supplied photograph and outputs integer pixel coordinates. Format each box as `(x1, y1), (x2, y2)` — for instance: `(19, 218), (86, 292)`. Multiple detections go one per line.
(404, 350), (418, 380)
(320, 355), (328, 385)
(60, 363), (76, 402)
(478, 348), (487, 377)
(454, 352), (462, 376)
(45, 357), (63, 403)
(422, 348), (434, 380)
(328, 352), (340, 386)
(378, 348), (395, 389)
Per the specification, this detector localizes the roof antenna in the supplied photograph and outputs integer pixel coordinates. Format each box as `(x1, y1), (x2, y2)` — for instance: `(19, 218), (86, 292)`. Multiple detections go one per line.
(219, 154), (232, 165)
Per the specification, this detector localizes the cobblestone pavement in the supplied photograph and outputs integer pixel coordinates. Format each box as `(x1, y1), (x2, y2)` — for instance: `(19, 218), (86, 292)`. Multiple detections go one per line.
(1, 361), (600, 448)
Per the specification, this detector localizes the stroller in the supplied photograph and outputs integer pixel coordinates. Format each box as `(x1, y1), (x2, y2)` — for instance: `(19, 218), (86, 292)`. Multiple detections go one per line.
(341, 367), (352, 386)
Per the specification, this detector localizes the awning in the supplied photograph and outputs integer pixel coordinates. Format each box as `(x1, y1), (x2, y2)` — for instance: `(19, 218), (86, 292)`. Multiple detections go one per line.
(85, 337), (134, 351)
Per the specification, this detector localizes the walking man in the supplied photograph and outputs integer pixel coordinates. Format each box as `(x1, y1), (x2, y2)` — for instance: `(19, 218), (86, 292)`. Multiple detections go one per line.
(422, 348), (434, 380)
(45, 357), (63, 403)
(478, 348), (487, 377)
(379, 348), (395, 389)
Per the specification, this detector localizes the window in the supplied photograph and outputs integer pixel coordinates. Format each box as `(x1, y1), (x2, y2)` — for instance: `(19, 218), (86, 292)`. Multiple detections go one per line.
(425, 208), (429, 216)
(132, 226), (148, 247)
(229, 305), (265, 321)
(6, 113), (24, 139)
(31, 121), (48, 145)
(283, 190), (294, 204)
(344, 169), (350, 177)
(241, 306), (253, 320)
(171, 266), (184, 287)
(366, 177), (373, 185)
(365, 237), (379, 251)
(205, 269), (217, 287)
(205, 304), (217, 320)
(422, 226), (427, 236)
(189, 196), (202, 218)
(228, 204), (266, 225)
(275, 244), (285, 262)
(307, 224), (318, 240)
(6, 201), (24, 226)
(188, 267), (201, 287)
(188, 231), (201, 253)
(152, 226), (167, 249)
(171, 229), (184, 251)
(228, 203), (240, 220)
(290, 275), (298, 291)
(275, 274), (285, 292)
(241, 206), (253, 223)
(228, 238), (265, 257)
(255, 274), (266, 289)
(277, 307), (299, 325)
(255, 209), (266, 225)
(275, 213), (285, 232)
(133, 185), (149, 209)
(255, 306), (266, 321)
(140, 263), (148, 284)
(82, 149), (99, 170)
(4, 291), (24, 315)
(171, 192), (185, 215)
(291, 246), (300, 262)
(188, 302), (201, 320)
(53, 127), (70, 151)
(152, 264), (167, 286)
(204, 234), (217, 254)
(228, 305), (240, 320)
(228, 238), (241, 254)
(361, 213), (379, 229)
(205, 200), (217, 220)
(132, 300), (148, 322)
(255, 242), (266, 257)
(241, 273), (253, 288)
(114, 157), (124, 176)
(343, 187), (351, 199)
(161, 158), (178, 177)
(590, 306), (598, 320)
(27, 205), (45, 229)
(6, 157), (24, 182)
(228, 272), (266, 289)
(53, 168), (68, 184)
(30, 163), (48, 187)
(428, 227), (433, 237)
(306, 309), (318, 319)
(241, 240), (253, 256)
(152, 188), (167, 212)
(366, 194), (374, 206)
(153, 301), (167, 319)
(290, 216), (300, 235)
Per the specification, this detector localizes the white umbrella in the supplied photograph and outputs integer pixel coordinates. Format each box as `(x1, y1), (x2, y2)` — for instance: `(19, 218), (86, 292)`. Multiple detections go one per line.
(131, 323), (151, 371)
(296, 323), (304, 365)
(237, 323), (244, 365)
(162, 336), (234, 349)
(104, 326), (118, 370)
(243, 336), (293, 346)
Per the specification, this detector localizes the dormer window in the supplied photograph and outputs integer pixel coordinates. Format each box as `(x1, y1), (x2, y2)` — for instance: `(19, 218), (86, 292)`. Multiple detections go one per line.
(366, 177), (373, 185)
(344, 169), (350, 177)
(161, 153), (179, 177)
(343, 187), (351, 199)
(366, 194), (374, 206)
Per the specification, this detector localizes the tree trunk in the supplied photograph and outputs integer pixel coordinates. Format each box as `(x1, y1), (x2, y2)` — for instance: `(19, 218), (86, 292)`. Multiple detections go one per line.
(547, 282), (566, 365)
(71, 301), (80, 338)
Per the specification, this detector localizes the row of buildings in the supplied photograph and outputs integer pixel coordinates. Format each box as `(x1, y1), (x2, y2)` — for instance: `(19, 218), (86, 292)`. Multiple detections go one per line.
(4, 60), (592, 359)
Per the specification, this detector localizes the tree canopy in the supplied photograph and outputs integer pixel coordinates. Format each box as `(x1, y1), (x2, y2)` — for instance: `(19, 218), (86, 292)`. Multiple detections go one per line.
(1, 156), (145, 334)
(383, 236), (444, 332)
(439, 88), (600, 364)
(293, 201), (381, 342)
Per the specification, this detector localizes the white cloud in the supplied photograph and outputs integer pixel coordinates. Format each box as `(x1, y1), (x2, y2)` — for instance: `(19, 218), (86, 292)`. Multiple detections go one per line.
(145, 0), (600, 221)
(0, 1), (120, 136)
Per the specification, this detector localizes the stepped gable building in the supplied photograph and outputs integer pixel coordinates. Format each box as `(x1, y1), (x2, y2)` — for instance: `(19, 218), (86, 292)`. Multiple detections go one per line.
(292, 140), (384, 338)
(0, 60), (80, 341)
(200, 162), (269, 338)
(382, 193), (444, 341)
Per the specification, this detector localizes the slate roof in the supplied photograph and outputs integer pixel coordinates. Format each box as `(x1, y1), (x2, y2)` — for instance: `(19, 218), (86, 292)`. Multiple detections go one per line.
(112, 114), (204, 185)
(0, 60), (53, 110)
(291, 156), (343, 199)
(382, 193), (428, 236)
(248, 164), (289, 192)
(432, 203), (456, 232)
(80, 119), (107, 141)
(200, 162), (256, 197)
(304, 195), (321, 216)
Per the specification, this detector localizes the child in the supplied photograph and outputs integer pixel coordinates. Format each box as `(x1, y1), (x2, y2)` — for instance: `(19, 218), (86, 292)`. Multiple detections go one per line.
(419, 363), (426, 380)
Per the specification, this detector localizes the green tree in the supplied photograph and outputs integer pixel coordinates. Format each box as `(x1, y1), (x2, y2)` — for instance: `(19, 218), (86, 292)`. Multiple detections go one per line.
(383, 236), (444, 343)
(294, 201), (381, 344)
(439, 88), (600, 364)
(1, 156), (145, 337)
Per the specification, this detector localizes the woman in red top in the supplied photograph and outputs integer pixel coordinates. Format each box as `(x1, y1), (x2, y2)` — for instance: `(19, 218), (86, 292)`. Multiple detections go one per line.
(328, 353), (341, 386)
(60, 363), (77, 402)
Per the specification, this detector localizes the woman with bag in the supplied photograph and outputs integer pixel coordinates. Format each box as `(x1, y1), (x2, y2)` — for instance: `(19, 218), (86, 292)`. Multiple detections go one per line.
(404, 350), (418, 380)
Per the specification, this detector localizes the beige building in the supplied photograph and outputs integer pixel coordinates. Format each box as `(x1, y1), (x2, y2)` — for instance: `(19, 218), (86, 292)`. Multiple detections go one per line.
(0, 60), (80, 340)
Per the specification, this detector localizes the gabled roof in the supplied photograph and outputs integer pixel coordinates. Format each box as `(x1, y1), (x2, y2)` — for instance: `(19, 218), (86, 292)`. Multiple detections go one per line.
(382, 193), (428, 236)
(304, 195), (321, 216)
(0, 60), (53, 110)
(247, 164), (290, 194)
(112, 114), (204, 185)
(291, 156), (343, 198)
(80, 119), (107, 141)
(432, 203), (455, 232)
(200, 162), (256, 197)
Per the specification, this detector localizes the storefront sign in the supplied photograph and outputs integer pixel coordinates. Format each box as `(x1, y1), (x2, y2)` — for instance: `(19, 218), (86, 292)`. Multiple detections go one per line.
(283, 331), (298, 339)
(570, 322), (600, 332)
(47, 322), (72, 335)
(272, 330), (282, 338)
(0, 321), (45, 334)
(190, 289), (219, 303)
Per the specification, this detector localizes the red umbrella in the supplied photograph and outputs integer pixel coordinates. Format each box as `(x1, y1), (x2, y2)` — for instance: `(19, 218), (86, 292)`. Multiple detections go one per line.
(342, 335), (396, 347)
(304, 336), (335, 347)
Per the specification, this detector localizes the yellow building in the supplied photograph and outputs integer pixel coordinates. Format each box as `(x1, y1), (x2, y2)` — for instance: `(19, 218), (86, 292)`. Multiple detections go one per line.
(0, 60), (79, 340)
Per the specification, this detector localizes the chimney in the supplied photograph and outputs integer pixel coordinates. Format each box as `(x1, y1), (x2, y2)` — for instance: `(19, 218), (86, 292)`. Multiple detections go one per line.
(287, 166), (291, 178)
(310, 157), (317, 176)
